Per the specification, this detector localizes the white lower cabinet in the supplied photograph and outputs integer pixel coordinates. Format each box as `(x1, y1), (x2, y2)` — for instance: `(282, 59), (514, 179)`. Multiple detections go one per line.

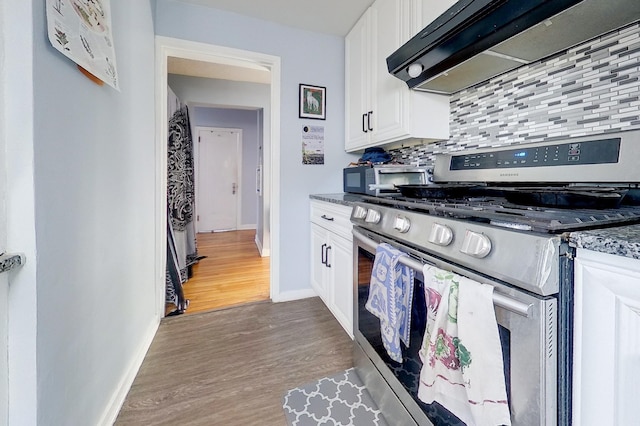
(572, 248), (640, 425)
(310, 200), (354, 338)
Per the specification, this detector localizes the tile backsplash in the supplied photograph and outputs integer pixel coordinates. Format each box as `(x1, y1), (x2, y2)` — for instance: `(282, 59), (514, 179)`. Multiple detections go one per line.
(390, 22), (640, 166)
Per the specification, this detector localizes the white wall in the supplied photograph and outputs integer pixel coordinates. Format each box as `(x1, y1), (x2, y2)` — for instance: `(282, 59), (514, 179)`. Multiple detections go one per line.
(29, 1), (158, 424)
(155, 0), (358, 295)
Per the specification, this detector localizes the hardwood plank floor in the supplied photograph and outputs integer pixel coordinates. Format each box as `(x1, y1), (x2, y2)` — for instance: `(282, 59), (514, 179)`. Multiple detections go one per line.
(116, 297), (353, 425)
(167, 230), (270, 315)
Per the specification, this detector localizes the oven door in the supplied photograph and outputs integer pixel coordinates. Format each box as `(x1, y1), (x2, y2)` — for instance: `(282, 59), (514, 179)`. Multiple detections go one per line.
(352, 226), (558, 426)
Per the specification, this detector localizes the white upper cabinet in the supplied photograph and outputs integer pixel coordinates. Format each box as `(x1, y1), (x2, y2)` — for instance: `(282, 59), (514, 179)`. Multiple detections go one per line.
(345, 0), (450, 153)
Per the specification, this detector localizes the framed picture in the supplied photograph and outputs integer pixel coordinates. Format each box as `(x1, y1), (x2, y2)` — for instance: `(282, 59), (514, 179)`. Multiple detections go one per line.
(299, 84), (326, 120)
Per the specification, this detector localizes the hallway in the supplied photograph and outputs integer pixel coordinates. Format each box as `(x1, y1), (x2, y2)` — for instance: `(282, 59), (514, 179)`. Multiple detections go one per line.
(116, 297), (352, 425)
(174, 230), (270, 315)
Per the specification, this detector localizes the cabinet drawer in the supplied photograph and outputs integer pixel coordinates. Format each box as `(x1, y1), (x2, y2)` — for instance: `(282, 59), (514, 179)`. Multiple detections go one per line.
(310, 200), (353, 240)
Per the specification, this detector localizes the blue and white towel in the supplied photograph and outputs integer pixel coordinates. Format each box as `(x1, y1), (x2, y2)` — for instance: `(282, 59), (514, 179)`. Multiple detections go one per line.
(365, 243), (415, 363)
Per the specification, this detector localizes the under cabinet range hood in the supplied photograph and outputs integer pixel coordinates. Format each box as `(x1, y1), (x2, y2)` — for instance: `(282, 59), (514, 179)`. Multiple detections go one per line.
(387, 0), (640, 94)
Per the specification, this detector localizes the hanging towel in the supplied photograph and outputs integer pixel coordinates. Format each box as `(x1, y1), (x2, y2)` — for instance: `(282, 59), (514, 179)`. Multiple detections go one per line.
(418, 265), (511, 426)
(365, 243), (415, 363)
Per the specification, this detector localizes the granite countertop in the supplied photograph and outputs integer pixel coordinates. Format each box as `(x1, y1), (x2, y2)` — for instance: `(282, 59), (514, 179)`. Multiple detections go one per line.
(569, 225), (640, 260)
(309, 193), (365, 206)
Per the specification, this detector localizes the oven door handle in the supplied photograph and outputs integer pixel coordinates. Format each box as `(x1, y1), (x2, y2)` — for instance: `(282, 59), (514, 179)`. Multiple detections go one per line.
(353, 229), (533, 317)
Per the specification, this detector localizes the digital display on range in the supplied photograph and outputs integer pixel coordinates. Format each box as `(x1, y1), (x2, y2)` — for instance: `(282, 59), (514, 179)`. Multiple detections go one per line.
(449, 138), (620, 170)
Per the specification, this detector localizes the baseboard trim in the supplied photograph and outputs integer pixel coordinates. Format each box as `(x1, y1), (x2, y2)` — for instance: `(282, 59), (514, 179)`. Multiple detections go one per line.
(272, 288), (317, 303)
(98, 316), (160, 426)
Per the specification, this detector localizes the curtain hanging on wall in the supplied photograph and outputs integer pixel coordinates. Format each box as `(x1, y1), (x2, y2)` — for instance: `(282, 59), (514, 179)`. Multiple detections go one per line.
(165, 105), (198, 315)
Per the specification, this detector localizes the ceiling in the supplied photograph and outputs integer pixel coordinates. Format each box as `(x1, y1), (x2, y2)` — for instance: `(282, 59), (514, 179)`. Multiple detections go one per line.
(167, 57), (271, 84)
(169, 0), (375, 83)
(175, 0), (375, 37)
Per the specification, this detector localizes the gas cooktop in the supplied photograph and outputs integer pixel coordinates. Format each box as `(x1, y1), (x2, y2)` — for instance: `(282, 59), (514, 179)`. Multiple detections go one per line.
(363, 130), (640, 233)
(358, 194), (640, 233)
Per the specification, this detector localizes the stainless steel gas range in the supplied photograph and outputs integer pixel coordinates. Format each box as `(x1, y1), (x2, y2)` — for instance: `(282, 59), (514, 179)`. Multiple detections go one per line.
(351, 130), (640, 425)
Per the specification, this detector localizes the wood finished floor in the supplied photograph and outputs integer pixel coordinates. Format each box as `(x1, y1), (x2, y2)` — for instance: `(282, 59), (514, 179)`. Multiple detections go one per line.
(116, 297), (353, 425)
(167, 230), (270, 315)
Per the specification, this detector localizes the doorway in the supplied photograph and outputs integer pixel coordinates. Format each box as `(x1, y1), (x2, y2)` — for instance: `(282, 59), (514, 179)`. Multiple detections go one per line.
(156, 36), (282, 318)
(196, 127), (242, 233)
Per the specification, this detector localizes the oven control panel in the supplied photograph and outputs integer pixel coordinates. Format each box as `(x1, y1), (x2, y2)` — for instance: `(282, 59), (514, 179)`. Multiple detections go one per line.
(449, 138), (620, 170)
(434, 129), (640, 183)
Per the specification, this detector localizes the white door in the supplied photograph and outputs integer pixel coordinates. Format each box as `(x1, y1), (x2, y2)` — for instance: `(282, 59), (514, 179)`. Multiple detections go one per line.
(197, 128), (241, 232)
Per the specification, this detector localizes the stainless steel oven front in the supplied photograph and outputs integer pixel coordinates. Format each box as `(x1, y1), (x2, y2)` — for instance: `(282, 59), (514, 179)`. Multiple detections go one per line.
(352, 226), (558, 425)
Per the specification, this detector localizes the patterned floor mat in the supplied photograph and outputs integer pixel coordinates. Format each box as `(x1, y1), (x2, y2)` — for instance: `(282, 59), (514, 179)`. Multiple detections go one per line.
(283, 368), (388, 426)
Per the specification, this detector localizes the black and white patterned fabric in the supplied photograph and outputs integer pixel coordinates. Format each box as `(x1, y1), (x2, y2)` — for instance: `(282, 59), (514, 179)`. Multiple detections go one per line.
(167, 106), (195, 231)
(283, 369), (387, 426)
(165, 106), (198, 314)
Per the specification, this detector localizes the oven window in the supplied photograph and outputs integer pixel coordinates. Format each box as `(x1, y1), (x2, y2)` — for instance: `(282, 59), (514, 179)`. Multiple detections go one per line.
(498, 325), (512, 408)
(356, 246), (512, 425)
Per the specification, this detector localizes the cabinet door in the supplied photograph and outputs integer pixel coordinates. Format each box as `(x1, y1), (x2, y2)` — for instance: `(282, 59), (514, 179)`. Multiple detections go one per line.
(370, 0), (408, 143)
(345, 11), (371, 151)
(310, 223), (329, 302)
(327, 234), (354, 338)
(573, 249), (640, 426)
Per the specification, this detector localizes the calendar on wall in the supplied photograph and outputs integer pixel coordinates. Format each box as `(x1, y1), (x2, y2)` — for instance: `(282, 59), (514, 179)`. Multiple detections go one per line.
(46, 0), (120, 90)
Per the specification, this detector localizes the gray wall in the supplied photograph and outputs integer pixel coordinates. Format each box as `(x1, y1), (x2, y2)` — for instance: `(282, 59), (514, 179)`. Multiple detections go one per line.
(156, 0), (358, 296)
(30, 1), (158, 424)
(391, 22), (640, 165)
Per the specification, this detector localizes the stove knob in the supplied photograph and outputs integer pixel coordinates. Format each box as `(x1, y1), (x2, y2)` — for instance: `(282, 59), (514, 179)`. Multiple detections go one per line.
(365, 209), (381, 224)
(352, 205), (368, 219)
(460, 230), (492, 258)
(428, 223), (453, 246)
(393, 215), (411, 233)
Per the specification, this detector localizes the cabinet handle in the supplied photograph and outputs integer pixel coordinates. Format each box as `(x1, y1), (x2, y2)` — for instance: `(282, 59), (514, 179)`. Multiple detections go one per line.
(321, 214), (334, 221)
(321, 243), (327, 265)
(325, 245), (332, 268)
(362, 113), (368, 133)
(367, 111), (373, 131)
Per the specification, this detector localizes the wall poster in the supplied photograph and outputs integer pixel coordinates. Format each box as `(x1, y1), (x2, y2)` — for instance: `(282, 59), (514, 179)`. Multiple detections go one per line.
(46, 0), (120, 90)
(302, 125), (324, 165)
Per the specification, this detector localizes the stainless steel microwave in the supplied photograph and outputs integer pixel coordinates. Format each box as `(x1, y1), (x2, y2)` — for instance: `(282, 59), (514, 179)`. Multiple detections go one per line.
(343, 165), (429, 196)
